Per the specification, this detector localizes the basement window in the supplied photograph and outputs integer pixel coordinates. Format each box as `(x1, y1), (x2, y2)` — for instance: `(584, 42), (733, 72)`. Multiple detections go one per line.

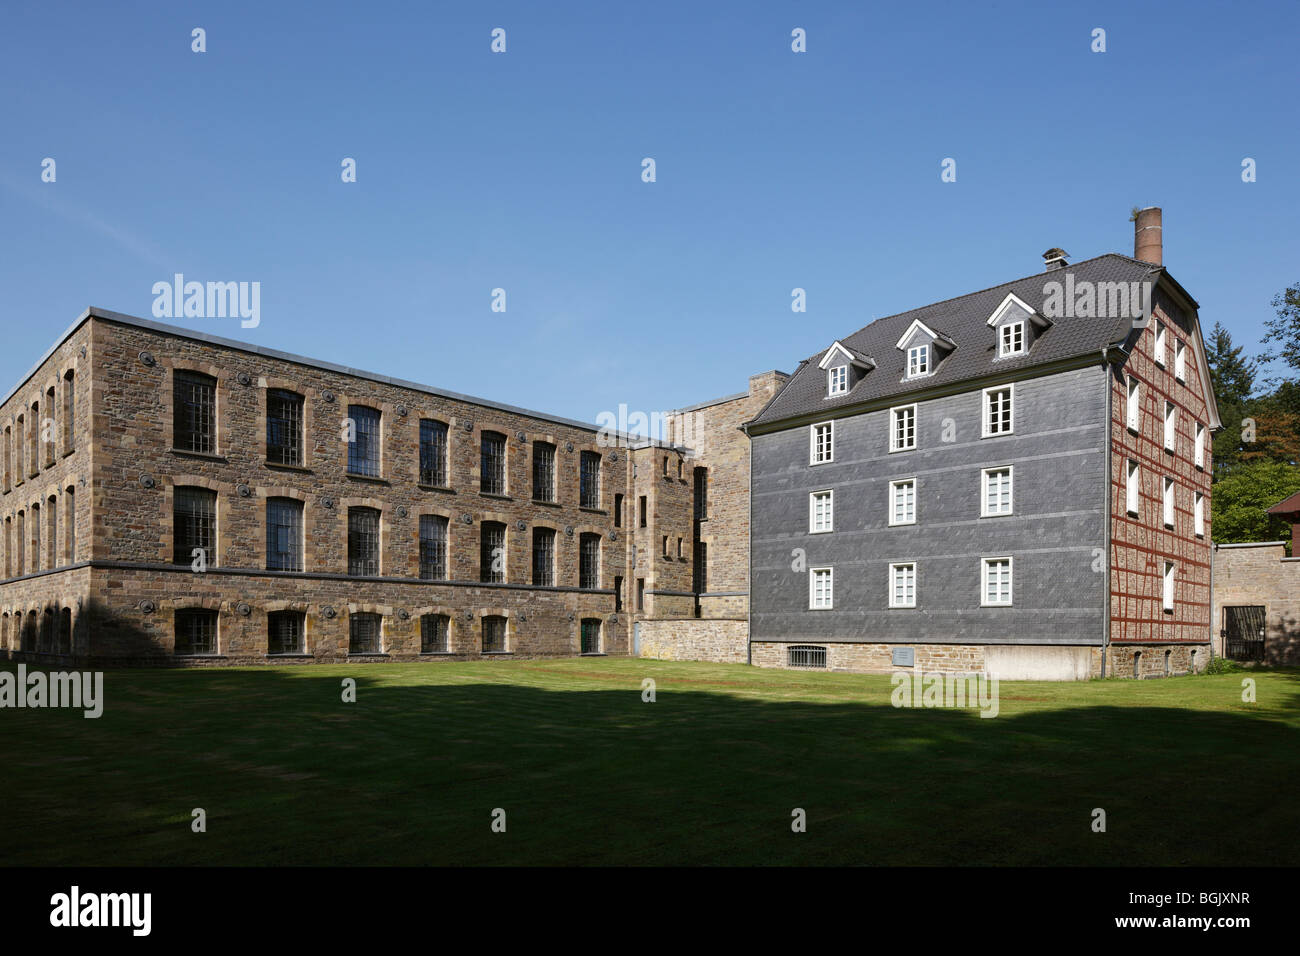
(788, 645), (827, 669)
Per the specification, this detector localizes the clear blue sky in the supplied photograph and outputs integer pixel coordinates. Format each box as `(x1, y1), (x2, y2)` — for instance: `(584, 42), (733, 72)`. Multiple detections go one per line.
(2, 0), (1296, 426)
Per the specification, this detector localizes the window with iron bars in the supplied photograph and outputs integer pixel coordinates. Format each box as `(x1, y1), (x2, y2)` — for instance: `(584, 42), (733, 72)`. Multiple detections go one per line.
(173, 370), (216, 454)
(419, 514), (448, 580)
(347, 507), (380, 576)
(580, 451), (601, 508)
(421, 613), (450, 653)
(788, 645), (827, 669)
(266, 389), (304, 465)
(532, 526), (555, 586)
(482, 614), (507, 653)
(693, 467), (708, 519)
(174, 486), (216, 566)
(579, 532), (600, 589)
(267, 610), (305, 655)
(347, 405), (381, 476)
(349, 612), (382, 654)
(532, 441), (555, 502)
(580, 618), (602, 654)
(480, 431), (506, 495)
(175, 608), (218, 655)
(480, 520), (506, 583)
(419, 419), (448, 486)
(266, 497), (303, 571)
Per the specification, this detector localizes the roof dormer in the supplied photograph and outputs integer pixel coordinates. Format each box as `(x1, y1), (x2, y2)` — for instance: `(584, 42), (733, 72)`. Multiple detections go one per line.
(818, 341), (875, 398)
(986, 292), (1052, 359)
(894, 319), (955, 380)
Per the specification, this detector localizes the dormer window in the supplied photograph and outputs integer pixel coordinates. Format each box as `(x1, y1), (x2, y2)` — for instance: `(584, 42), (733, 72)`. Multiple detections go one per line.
(828, 365), (848, 396)
(817, 341), (875, 398)
(999, 322), (1025, 357)
(907, 344), (930, 378)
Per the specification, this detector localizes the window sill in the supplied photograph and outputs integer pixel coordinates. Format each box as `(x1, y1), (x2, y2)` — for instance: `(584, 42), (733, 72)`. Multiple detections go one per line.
(979, 512), (1013, 519)
(579, 506), (607, 515)
(345, 472), (389, 485)
(481, 651), (513, 656)
(62, 448), (76, 458)
(267, 653), (312, 658)
(348, 652), (390, 658)
(265, 461), (312, 473)
(479, 492), (511, 501)
(419, 484), (456, 494)
(420, 651), (456, 656)
(169, 448), (227, 462)
(531, 498), (561, 507)
(175, 654), (226, 659)
(579, 652), (607, 657)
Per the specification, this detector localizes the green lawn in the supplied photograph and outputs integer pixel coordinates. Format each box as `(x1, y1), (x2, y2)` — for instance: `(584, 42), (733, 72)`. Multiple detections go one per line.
(2, 659), (1297, 866)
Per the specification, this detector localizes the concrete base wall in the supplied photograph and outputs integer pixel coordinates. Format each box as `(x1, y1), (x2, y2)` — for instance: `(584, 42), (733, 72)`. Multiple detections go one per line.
(984, 645), (1095, 681)
(638, 619), (747, 664)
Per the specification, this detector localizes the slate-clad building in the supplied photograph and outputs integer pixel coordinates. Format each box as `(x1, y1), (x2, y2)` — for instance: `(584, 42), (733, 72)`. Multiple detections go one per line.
(745, 209), (1220, 678)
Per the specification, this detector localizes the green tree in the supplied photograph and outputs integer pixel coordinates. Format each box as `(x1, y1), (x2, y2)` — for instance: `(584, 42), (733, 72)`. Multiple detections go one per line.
(1205, 322), (1258, 479)
(1210, 459), (1300, 548)
(1261, 282), (1300, 375)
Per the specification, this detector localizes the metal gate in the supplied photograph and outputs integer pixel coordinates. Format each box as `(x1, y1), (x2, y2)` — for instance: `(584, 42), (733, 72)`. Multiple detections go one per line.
(1224, 606), (1266, 661)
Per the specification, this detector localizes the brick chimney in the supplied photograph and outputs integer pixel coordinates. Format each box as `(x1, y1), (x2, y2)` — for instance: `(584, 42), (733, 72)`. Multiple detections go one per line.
(1134, 206), (1162, 265)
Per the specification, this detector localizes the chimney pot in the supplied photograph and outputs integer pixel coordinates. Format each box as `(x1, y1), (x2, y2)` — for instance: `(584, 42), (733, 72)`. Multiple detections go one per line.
(1134, 206), (1162, 265)
(1042, 248), (1068, 271)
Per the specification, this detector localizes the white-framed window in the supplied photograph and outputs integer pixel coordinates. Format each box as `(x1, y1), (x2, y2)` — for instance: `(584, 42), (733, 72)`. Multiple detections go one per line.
(828, 365), (848, 396)
(1163, 401), (1177, 452)
(1163, 476), (1175, 528)
(1174, 340), (1187, 381)
(1125, 459), (1140, 516)
(1194, 491), (1205, 537)
(981, 466), (1014, 516)
(809, 490), (833, 533)
(1154, 321), (1166, 367)
(983, 385), (1014, 437)
(890, 404), (917, 451)
(809, 567), (833, 610)
(810, 421), (834, 464)
(1194, 422), (1205, 469)
(1126, 375), (1141, 432)
(889, 478), (916, 526)
(907, 344), (930, 378)
(1162, 561), (1175, 612)
(981, 556), (1013, 607)
(999, 322), (1025, 357)
(889, 562), (917, 608)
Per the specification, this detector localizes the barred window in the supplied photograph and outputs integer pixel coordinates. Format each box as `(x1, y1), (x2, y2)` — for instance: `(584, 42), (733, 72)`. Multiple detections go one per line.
(173, 370), (216, 454)
(692, 541), (707, 594)
(347, 405), (381, 476)
(480, 520), (506, 583)
(580, 618), (602, 654)
(579, 532), (600, 589)
(347, 507), (380, 576)
(580, 451), (601, 508)
(532, 526), (555, 586)
(532, 441), (555, 502)
(174, 486), (216, 566)
(693, 467), (708, 519)
(349, 612), (382, 654)
(421, 613), (450, 653)
(175, 608), (218, 655)
(480, 431), (506, 495)
(788, 645), (827, 669)
(482, 614), (507, 653)
(419, 419), (448, 486)
(267, 610), (305, 655)
(267, 389), (304, 466)
(419, 514), (448, 580)
(266, 497), (303, 571)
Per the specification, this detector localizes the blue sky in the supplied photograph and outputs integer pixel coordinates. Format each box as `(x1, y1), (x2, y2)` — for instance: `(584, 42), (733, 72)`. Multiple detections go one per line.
(2, 0), (1296, 425)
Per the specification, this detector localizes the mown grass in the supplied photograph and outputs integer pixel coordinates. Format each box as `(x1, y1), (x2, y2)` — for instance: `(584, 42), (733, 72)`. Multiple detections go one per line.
(1, 659), (1297, 865)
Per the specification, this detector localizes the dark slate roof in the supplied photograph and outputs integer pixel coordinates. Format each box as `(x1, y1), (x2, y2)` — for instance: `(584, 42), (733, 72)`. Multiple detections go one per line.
(749, 253), (1165, 429)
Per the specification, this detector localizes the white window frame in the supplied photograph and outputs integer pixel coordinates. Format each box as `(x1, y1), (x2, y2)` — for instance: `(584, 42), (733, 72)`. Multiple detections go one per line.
(1163, 401), (1177, 452)
(889, 562), (917, 609)
(809, 567), (833, 610)
(888, 478), (916, 526)
(982, 384), (1014, 437)
(1163, 476), (1175, 528)
(1162, 561), (1175, 613)
(810, 421), (834, 465)
(1125, 459), (1140, 516)
(1154, 321), (1167, 367)
(1126, 375), (1141, 433)
(1194, 422), (1205, 470)
(907, 344), (930, 378)
(1194, 492), (1205, 538)
(981, 465), (1014, 517)
(1174, 340), (1187, 382)
(809, 490), (833, 534)
(999, 321), (1025, 357)
(981, 556), (1013, 607)
(828, 365), (848, 396)
(890, 404), (917, 452)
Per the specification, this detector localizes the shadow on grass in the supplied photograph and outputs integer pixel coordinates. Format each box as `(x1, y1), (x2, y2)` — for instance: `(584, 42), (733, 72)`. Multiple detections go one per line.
(1, 663), (1297, 866)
